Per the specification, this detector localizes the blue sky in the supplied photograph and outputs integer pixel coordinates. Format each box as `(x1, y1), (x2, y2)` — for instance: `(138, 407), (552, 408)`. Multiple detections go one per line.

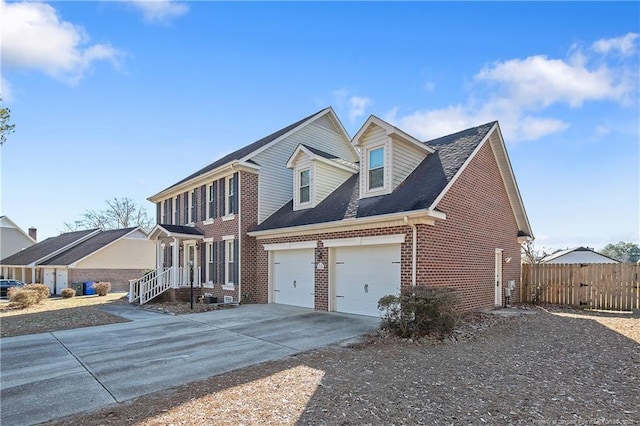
(1, 1), (638, 255)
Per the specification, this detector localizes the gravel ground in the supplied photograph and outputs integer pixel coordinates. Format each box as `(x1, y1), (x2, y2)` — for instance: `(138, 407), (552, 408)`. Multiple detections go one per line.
(47, 306), (639, 426)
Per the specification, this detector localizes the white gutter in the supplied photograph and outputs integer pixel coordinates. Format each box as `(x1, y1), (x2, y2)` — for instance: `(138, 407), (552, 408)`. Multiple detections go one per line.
(148, 161), (259, 203)
(404, 216), (417, 286)
(248, 208), (446, 239)
(235, 165), (242, 304)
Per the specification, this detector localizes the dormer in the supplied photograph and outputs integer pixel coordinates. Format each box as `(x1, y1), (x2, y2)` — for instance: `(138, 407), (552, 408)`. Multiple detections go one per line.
(287, 144), (358, 211)
(352, 115), (435, 199)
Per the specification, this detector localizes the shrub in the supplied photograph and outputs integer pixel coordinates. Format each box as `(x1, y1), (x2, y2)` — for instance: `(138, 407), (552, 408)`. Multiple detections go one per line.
(378, 286), (460, 339)
(93, 281), (111, 296)
(8, 288), (41, 308)
(61, 288), (76, 298)
(23, 284), (50, 302)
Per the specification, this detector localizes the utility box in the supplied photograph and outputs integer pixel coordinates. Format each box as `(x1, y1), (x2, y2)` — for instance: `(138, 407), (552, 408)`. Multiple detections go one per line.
(72, 282), (84, 296)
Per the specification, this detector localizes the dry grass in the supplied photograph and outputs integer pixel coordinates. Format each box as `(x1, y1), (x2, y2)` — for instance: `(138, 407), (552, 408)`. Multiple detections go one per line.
(0, 292), (130, 337)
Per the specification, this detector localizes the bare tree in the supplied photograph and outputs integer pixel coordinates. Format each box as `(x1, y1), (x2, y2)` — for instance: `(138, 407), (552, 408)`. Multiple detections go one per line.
(64, 197), (154, 232)
(0, 97), (16, 146)
(521, 241), (546, 264)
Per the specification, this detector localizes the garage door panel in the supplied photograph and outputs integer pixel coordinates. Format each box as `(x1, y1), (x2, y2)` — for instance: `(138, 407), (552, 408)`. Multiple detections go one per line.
(273, 249), (314, 309)
(335, 245), (400, 317)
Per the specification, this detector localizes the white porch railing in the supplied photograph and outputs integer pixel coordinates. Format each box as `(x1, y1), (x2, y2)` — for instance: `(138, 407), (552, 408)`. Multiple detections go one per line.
(129, 266), (204, 305)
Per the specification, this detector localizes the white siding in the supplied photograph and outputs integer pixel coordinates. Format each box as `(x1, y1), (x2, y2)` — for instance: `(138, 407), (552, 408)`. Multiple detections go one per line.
(314, 161), (353, 205)
(252, 118), (357, 223)
(391, 135), (428, 190)
(75, 238), (155, 269)
(0, 228), (35, 260)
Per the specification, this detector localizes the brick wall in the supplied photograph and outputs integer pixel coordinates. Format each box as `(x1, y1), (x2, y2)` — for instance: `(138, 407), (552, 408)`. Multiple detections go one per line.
(68, 268), (148, 293)
(418, 140), (521, 311)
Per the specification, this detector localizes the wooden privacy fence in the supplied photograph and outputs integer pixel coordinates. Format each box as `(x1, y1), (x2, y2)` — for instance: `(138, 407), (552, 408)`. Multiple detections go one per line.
(521, 263), (640, 311)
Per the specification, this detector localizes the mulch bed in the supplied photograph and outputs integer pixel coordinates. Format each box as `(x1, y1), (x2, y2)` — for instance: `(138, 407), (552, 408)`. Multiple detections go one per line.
(47, 305), (639, 425)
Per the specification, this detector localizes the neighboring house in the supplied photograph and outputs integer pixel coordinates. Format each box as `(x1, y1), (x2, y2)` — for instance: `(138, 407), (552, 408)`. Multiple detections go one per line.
(0, 216), (36, 262)
(540, 247), (620, 264)
(0, 227), (154, 294)
(138, 108), (533, 315)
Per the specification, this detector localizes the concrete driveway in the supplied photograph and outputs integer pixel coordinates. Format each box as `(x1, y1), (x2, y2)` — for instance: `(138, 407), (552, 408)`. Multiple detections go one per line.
(0, 304), (379, 426)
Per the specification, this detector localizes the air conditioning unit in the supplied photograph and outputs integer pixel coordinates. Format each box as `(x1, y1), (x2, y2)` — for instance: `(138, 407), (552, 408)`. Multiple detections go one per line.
(223, 296), (234, 304)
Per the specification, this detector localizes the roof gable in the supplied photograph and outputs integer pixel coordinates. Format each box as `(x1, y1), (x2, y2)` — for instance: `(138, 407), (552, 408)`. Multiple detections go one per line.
(352, 115), (435, 154)
(40, 228), (140, 266)
(0, 216), (36, 244)
(149, 108), (339, 201)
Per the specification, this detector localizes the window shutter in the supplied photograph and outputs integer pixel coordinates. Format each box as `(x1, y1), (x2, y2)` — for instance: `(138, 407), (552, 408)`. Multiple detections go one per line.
(218, 240), (225, 284)
(167, 198), (173, 224)
(232, 172), (239, 214)
(219, 178), (226, 216)
(192, 190), (197, 223)
(168, 246), (173, 267)
(183, 191), (189, 223)
(156, 203), (161, 224)
(233, 239), (239, 285)
(201, 185), (206, 221)
(200, 243), (206, 283)
(210, 183), (217, 219)
(175, 194), (181, 224)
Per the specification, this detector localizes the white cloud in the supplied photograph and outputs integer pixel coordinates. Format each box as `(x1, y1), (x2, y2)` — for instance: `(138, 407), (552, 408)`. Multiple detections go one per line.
(1, 1), (121, 84)
(388, 35), (637, 143)
(592, 32), (639, 56)
(125, 0), (189, 24)
(348, 96), (371, 122)
(476, 54), (630, 108)
(331, 89), (372, 122)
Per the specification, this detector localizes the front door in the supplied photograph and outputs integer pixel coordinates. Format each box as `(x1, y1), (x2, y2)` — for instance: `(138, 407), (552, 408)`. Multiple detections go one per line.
(56, 269), (68, 295)
(184, 243), (196, 285)
(495, 249), (503, 307)
(43, 268), (55, 295)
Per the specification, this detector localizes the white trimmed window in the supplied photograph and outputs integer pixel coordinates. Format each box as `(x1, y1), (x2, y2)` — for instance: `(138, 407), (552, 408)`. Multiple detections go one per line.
(225, 239), (235, 285)
(207, 183), (214, 219)
(368, 147), (384, 190)
(173, 196), (179, 224)
(189, 189), (196, 223)
(226, 175), (236, 215)
(299, 169), (310, 204)
(206, 242), (214, 283)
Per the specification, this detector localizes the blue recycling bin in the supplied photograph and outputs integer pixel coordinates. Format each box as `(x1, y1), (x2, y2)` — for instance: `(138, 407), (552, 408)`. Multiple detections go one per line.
(83, 281), (95, 296)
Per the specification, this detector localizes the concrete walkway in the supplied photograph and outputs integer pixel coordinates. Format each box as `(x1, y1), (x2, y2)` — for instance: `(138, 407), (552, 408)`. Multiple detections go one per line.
(0, 304), (380, 426)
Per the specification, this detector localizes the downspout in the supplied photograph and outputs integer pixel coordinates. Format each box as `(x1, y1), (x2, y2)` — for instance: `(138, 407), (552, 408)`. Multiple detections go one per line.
(234, 165), (242, 304)
(404, 216), (417, 286)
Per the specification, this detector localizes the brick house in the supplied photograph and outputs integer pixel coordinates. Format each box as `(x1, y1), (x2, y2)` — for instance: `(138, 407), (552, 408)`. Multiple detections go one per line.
(139, 108), (532, 314)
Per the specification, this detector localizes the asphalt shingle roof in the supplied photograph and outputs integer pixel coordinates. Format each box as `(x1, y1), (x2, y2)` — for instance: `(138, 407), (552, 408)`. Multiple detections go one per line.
(161, 109), (328, 193)
(39, 228), (136, 266)
(157, 224), (204, 236)
(252, 122), (496, 232)
(0, 229), (98, 265)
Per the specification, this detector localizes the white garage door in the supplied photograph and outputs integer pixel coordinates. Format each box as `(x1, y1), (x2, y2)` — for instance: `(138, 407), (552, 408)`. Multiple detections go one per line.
(334, 244), (401, 317)
(273, 249), (315, 308)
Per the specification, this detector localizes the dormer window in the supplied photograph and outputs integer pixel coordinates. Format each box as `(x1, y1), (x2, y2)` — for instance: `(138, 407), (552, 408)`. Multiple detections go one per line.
(368, 147), (384, 190)
(299, 169), (310, 204)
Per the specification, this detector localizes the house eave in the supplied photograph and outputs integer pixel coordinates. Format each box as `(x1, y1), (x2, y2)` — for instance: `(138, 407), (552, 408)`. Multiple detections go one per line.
(148, 161), (258, 203)
(248, 209), (445, 239)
